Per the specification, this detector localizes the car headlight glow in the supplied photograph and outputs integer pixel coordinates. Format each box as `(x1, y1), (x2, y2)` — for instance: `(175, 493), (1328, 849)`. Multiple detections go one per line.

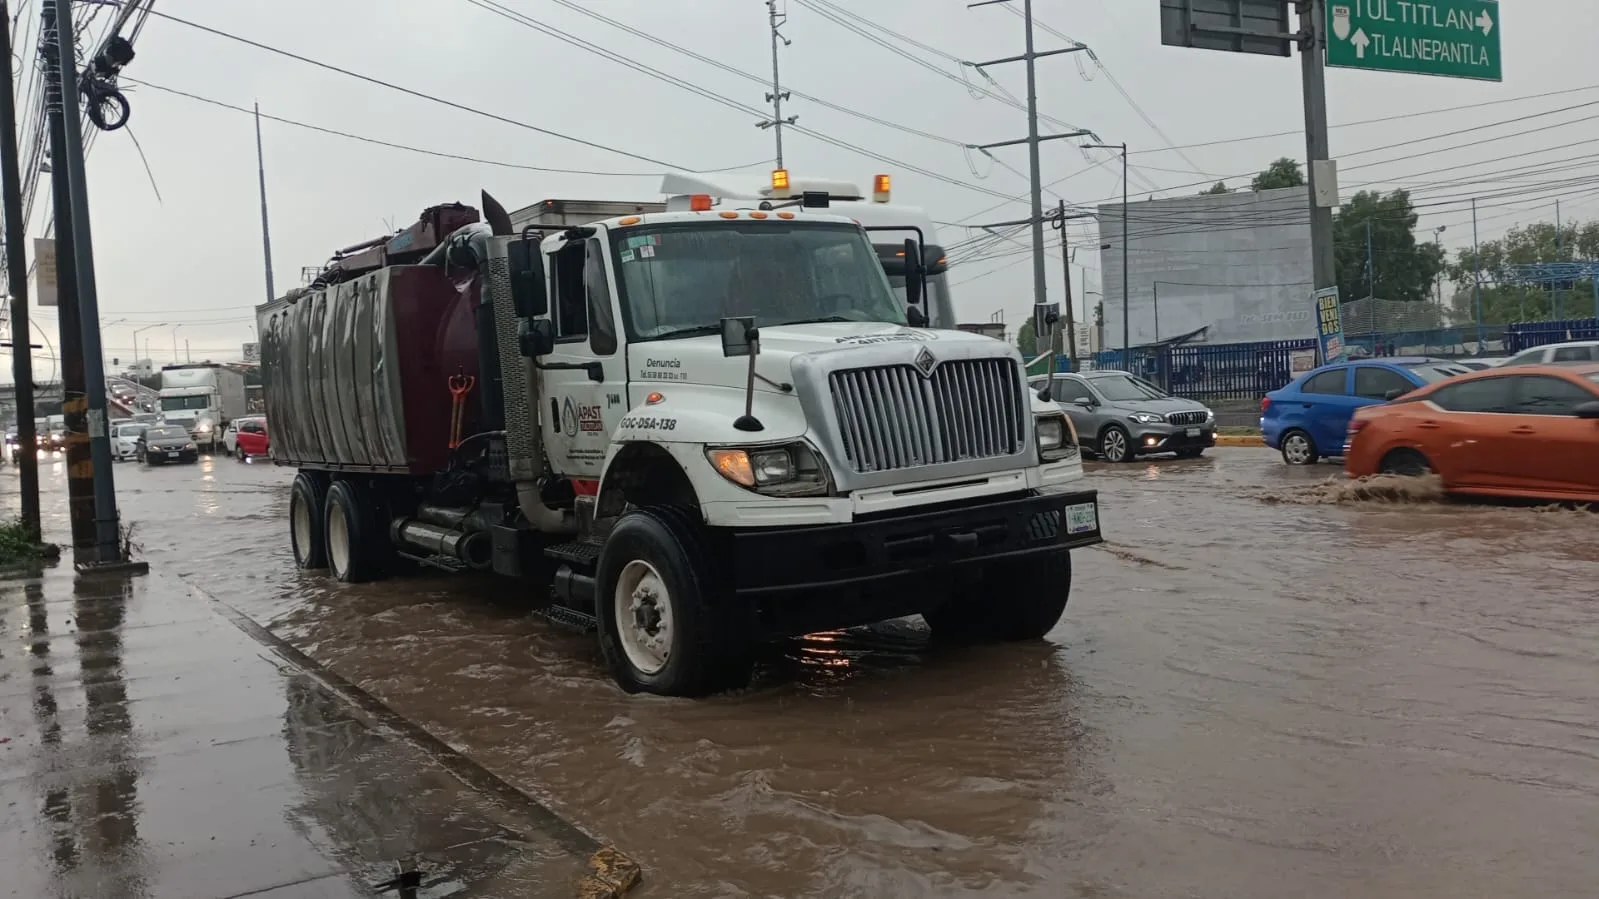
(1129, 412), (1165, 424)
(707, 442), (831, 496)
(197, 422), (213, 433)
(184, 442), (197, 450)
(1036, 415), (1076, 462)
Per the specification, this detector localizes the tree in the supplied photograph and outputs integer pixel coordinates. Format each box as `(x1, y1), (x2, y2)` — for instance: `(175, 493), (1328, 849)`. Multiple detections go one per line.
(1447, 220), (1599, 324)
(1331, 189), (1444, 305)
(1015, 317), (1064, 358)
(1200, 181), (1230, 195)
(1251, 158), (1305, 191)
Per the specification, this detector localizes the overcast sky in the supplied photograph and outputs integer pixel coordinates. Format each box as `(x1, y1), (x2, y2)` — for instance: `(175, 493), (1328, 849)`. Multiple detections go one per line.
(5, 0), (1587, 382)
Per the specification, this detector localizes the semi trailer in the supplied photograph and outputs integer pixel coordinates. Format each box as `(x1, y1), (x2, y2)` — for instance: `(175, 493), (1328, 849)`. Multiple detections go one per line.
(260, 191), (1103, 697)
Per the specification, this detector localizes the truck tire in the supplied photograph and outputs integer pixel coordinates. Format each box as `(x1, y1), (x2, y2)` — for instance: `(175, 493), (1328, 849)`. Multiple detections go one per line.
(323, 480), (387, 583)
(594, 506), (752, 697)
(290, 472), (328, 569)
(922, 551), (1072, 643)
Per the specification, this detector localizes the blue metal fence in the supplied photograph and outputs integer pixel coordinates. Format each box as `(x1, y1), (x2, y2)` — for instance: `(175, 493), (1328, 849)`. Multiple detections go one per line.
(1504, 318), (1599, 352)
(1092, 339), (1317, 402)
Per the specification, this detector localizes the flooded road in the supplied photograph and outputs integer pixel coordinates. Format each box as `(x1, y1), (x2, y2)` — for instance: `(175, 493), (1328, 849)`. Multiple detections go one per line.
(7, 449), (1599, 897)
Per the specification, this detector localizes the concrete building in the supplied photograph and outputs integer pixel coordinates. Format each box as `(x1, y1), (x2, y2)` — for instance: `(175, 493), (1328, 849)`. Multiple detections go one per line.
(1098, 186), (1315, 349)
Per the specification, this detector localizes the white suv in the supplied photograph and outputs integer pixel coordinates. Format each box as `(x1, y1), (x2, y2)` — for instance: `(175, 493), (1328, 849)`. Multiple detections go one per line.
(222, 417), (264, 456)
(1500, 340), (1599, 366)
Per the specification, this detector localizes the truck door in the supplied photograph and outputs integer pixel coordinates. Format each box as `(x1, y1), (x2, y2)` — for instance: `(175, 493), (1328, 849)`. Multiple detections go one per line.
(537, 234), (625, 479)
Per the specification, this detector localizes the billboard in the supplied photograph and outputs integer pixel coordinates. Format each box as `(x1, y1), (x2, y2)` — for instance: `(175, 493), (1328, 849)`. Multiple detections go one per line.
(242, 342), (260, 364)
(1098, 187), (1316, 349)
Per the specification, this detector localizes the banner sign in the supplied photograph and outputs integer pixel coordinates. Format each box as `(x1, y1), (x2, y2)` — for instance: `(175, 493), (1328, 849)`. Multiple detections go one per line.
(1313, 286), (1346, 364)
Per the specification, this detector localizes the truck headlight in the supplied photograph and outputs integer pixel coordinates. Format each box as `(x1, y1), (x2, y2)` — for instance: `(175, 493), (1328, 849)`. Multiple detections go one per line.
(1129, 412), (1165, 424)
(706, 442), (831, 496)
(197, 422), (213, 434)
(1036, 415), (1076, 462)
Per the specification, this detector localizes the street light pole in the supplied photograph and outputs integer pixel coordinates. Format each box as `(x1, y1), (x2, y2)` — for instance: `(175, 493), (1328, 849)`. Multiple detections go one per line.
(1085, 142), (1129, 371)
(132, 322), (164, 373)
(170, 323), (182, 365)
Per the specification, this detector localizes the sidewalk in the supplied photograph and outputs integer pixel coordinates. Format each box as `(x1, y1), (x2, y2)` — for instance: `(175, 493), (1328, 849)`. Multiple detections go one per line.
(0, 564), (634, 898)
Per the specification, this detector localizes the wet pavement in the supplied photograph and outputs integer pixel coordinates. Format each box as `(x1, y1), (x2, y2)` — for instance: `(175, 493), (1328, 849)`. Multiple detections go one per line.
(4, 448), (1599, 897)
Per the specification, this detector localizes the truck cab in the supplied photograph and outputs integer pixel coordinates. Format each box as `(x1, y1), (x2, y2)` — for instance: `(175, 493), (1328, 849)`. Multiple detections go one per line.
(263, 195), (1102, 698)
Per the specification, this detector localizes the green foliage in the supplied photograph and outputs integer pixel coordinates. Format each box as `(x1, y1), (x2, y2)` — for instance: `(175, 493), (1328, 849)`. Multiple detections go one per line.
(1251, 158), (1305, 191)
(1332, 189), (1445, 305)
(0, 518), (42, 568)
(1200, 181), (1230, 195)
(1447, 220), (1599, 324)
(1015, 317), (1063, 358)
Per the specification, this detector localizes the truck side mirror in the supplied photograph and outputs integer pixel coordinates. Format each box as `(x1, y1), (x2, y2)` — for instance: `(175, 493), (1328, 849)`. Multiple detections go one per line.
(902, 238), (925, 309)
(518, 318), (556, 357)
(507, 235), (549, 318)
(721, 317), (764, 432)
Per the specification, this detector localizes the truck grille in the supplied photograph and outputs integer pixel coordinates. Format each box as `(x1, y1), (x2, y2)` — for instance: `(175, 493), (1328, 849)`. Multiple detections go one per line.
(829, 358), (1025, 473)
(1167, 410), (1207, 426)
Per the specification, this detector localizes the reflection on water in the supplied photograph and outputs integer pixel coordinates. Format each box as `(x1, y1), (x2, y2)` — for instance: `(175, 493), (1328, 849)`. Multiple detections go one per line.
(23, 575), (148, 897)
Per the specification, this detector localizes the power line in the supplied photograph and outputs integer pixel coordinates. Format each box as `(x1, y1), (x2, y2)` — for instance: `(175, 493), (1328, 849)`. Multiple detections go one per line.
(123, 78), (766, 177)
(142, 7), (704, 171)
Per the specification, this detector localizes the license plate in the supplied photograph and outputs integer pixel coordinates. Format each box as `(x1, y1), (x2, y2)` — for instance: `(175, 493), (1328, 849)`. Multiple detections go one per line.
(1185, 427), (1200, 437)
(1066, 502), (1098, 535)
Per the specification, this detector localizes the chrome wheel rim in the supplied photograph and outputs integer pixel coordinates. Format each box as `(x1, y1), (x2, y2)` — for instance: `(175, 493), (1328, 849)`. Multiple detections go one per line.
(1283, 433), (1313, 464)
(1104, 429), (1127, 461)
(327, 503), (351, 576)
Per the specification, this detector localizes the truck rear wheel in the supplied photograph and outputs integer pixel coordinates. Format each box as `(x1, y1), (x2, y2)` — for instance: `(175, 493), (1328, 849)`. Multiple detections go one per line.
(290, 472), (327, 569)
(922, 551), (1072, 643)
(595, 506), (752, 697)
(323, 480), (388, 583)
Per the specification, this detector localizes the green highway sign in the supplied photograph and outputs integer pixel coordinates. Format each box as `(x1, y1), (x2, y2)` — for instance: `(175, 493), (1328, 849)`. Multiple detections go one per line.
(1325, 0), (1501, 82)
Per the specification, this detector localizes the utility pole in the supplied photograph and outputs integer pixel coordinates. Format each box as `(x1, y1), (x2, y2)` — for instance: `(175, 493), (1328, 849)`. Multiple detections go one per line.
(41, 0), (93, 558)
(1472, 198), (1484, 350)
(756, 0), (796, 169)
(1300, 0), (1338, 313)
(1365, 219), (1375, 298)
(46, 0), (129, 568)
(969, 0), (1091, 364)
(255, 103), (276, 303)
(1084, 142), (1128, 370)
(1053, 199), (1078, 369)
(0, 0), (41, 541)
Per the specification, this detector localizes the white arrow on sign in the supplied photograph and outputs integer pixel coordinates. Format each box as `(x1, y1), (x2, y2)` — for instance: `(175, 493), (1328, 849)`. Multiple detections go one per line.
(1476, 9), (1494, 36)
(1350, 27), (1370, 58)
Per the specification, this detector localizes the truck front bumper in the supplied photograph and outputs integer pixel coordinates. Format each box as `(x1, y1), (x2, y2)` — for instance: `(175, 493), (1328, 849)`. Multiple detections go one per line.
(730, 489), (1102, 637)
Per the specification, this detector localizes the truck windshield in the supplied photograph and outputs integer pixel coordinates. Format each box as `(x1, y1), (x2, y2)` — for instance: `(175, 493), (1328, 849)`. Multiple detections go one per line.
(611, 222), (906, 340)
(162, 395), (211, 410)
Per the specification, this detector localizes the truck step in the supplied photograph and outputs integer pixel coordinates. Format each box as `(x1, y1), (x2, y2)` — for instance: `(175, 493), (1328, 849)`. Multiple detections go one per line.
(396, 550), (468, 573)
(544, 541), (603, 568)
(538, 603), (597, 634)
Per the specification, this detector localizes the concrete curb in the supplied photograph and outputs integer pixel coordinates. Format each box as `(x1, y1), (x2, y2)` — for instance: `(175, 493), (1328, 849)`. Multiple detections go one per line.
(1214, 434), (1266, 447)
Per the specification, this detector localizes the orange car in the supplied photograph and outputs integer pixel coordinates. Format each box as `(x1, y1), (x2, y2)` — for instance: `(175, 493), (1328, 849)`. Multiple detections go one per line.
(1345, 363), (1599, 502)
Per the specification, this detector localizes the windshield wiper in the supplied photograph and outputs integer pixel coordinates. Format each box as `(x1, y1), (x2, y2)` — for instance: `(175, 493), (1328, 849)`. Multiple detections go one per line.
(774, 315), (856, 326)
(641, 324), (724, 341)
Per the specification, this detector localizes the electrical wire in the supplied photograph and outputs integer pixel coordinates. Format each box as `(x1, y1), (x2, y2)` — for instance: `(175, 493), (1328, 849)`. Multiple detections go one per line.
(141, 7), (707, 171)
(123, 78), (766, 177)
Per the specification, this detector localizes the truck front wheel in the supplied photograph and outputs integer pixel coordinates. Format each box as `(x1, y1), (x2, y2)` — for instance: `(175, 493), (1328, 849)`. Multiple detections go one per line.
(922, 551), (1072, 643)
(290, 472), (327, 569)
(595, 507), (752, 697)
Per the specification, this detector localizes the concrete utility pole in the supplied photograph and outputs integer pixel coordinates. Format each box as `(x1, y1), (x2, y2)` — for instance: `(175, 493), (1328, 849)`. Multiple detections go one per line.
(756, 0), (796, 168)
(1052, 199), (1080, 369)
(969, 0), (1091, 343)
(0, 0), (41, 540)
(255, 103), (276, 303)
(1300, 0), (1338, 305)
(45, 0), (131, 568)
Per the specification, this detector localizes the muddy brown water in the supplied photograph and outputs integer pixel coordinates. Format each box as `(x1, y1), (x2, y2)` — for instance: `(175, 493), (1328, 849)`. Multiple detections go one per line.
(7, 449), (1599, 897)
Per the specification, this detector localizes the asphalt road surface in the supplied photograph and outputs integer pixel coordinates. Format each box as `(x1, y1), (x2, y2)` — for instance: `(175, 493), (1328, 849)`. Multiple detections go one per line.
(6, 447), (1597, 898)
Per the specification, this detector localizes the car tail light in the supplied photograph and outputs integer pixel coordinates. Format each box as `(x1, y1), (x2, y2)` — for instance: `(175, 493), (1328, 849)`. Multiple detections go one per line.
(1347, 418), (1369, 436)
(1260, 396), (1272, 414)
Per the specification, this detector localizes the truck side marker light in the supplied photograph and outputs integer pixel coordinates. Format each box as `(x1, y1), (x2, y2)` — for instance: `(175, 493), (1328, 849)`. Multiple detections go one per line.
(776, 211), (795, 219)
(718, 211), (739, 219)
(646, 392), (665, 405)
(618, 216), (641, 226)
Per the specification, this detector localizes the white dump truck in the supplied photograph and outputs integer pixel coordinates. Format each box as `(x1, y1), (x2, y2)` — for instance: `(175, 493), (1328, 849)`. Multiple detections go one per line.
(260, 191), (1102, 697)
(158, 363), (247, 452)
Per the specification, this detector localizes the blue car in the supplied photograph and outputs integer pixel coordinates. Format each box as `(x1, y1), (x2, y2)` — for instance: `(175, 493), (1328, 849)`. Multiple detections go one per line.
(1262, 357), (1473, 465)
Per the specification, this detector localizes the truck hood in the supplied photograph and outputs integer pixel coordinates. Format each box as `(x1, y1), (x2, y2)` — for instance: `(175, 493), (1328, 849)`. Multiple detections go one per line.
(629, 322), (1015, 393)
